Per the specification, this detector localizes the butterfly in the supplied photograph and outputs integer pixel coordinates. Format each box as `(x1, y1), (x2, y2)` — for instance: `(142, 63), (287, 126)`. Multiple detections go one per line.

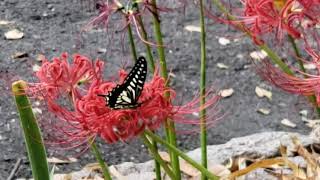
(99, 56), (148, 110)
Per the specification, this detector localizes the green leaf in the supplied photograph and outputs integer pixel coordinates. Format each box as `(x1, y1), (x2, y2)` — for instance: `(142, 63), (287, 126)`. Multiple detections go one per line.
(12, 80), (50, 180)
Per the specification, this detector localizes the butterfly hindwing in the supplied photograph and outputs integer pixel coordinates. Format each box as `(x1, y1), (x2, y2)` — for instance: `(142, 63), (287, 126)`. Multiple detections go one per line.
(104, 56), (147, 109)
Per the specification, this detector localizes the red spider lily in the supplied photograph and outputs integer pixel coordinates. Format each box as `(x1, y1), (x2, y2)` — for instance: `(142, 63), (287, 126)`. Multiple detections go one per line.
(26, 53), (220, 148)
(83, 0), (187, 46)
(207, 0), (319, 44)
(255, 49), (320, 107)
(296, 0), (320, 27)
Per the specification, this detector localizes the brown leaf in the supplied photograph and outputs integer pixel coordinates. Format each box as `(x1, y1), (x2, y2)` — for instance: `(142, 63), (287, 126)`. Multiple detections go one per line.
(11, 52), (28, 59)
(47, 157), (77, 164)
(159, 151), (199, 177)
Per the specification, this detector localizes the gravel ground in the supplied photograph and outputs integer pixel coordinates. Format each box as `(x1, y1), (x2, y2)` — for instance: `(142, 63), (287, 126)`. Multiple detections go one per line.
(0, 0), (313, 179)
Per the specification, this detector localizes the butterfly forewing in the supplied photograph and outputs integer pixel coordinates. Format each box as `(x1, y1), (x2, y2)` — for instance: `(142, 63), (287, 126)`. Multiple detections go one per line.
(105, 56), (147, 109)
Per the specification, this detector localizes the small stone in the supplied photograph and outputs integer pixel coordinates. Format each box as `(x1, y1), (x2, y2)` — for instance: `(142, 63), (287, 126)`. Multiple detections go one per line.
(217, 63), (229, 69)
(281, 119), (296, 128)
(4, 29), (24, 40)
(218, 37), (231, 46)
(219, 88), (234, 98)
(257, 108), (271, 115)
(97, 48), (107, 54)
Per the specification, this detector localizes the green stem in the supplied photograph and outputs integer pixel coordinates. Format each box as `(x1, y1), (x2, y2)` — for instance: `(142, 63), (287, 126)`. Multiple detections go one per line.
(199, 0), (208, 179)
(144, 130), (220, 180)
(211, 0), (293, 75)
(90, 141), (112, 180)
(287, 35), (320, 116)
(135, 14), (156, 73)
(135, 11), (160, 180)
(126, 15), (161, 180)
(150, 0), (181, 179)
(12, 80), (50, 180)
(288, 35), (305, 72)
(259, 44), (293, 75)
(141, 134), (177, 180)
(152, 140), (162, 180)
(127, 19), (138, 61)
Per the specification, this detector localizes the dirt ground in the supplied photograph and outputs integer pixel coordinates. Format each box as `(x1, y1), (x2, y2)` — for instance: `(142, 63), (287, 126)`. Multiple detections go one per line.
(0, 0), (313, 179)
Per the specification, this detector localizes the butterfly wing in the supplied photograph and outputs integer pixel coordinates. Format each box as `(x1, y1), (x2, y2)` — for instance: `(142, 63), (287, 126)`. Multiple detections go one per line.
(106, 56), (147, 109)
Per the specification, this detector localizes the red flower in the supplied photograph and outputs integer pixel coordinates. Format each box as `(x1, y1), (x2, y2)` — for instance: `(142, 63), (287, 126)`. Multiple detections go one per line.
(27, 53), (220, 148)
(207, 0), (320, 43)
(256, 48), (320, 107)
(83, 0), (187, 46)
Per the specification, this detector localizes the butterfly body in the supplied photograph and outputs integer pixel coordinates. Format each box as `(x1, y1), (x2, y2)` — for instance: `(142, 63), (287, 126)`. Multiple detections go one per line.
(100, 56), (147, 110)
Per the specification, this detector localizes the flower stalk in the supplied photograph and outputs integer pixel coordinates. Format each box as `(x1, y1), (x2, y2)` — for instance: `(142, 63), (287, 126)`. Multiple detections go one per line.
(287, 35), (320, 115)
(127, 21), (138, 61)
(12, 80), (50, 180)
(135, 13), (156, 72)
(144, 130), (219, 180)
(150, 0), (181, 179)
(141, 134), (176, 179)
(199, 0), (208, 179)
(126, 17), (161, 180)
(90, 141), (112, 180)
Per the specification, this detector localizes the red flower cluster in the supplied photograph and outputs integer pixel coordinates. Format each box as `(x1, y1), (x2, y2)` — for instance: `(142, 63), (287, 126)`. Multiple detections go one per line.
(213, 0), (320, 43)
(83, 0), (187, 46)
(256, 47), (320, 106)
(27, 53), (220, 147)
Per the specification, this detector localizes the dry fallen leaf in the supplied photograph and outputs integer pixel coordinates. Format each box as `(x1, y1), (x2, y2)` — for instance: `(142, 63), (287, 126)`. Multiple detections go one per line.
(299, 110), (308, 117)
(52, 173), (72, 180)
(218, 37), (231, 46)
(47, 157), (77, 164)
(191, 164), (230, 180)
(255, 86), (272, 100)
(109, 166), (125, 179)
(184, 25), (201, 32)
(36, 54), (46, 62)
(159, 151), (199, 177)
(257, 108), (271, 115)
(11, 52), (28, 59)
(0, 20), (10, 25)
(281, 119), (297, 128)
(217, 63), (229, 69)
(4, 29), (24, 40)
(250, 50), (267, 60)
(219, 88), (234, 98)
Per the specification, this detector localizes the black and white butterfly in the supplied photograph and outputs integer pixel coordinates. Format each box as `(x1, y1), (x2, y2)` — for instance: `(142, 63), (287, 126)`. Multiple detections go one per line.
(99, 56), (147, 110)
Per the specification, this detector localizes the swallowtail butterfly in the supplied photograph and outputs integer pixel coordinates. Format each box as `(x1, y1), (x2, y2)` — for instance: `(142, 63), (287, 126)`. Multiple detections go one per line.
(99, 56), (147, 109)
